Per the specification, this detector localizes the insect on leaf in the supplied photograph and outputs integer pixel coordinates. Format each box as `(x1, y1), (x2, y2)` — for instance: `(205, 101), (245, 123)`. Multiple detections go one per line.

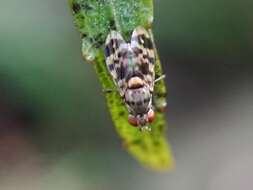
(68, 0), (174, 170)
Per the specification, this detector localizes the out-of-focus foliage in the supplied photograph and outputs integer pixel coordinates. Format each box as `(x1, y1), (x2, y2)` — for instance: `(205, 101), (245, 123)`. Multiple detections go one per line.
(0, 0), (253, 189)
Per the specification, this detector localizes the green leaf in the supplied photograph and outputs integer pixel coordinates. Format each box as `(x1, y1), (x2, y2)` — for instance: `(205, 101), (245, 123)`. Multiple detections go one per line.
(69, 0), (174, 170)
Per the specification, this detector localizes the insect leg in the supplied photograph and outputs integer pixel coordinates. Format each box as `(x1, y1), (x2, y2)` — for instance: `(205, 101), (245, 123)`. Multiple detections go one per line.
(102, 88), (117, 93)
(153, 74), (167, 112)
(154, 74), (166, 83)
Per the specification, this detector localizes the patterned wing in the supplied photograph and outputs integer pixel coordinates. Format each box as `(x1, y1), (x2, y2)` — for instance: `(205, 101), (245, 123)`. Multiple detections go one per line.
(131, 27), (155, 92)
(105, 31), (127, 96)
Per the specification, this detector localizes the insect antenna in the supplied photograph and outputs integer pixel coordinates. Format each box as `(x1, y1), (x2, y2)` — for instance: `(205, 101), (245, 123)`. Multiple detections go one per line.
(140, 125), (152, 132)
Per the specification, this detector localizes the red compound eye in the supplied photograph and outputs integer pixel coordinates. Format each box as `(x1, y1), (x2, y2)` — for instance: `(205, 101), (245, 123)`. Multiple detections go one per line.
(148, 110), (155, 123)
(128, 115), (138, 127)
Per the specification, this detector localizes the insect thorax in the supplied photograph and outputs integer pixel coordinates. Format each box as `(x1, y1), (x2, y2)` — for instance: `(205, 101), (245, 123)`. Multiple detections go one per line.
(125, 84), (152, 115)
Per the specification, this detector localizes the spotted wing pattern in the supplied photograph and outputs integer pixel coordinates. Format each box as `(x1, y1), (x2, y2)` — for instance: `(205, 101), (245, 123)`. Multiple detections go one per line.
(131, 27), (155, 92)
(105, 31), (127, 96)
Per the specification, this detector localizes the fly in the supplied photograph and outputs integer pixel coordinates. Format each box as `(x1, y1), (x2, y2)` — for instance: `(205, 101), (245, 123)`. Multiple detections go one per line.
(104, 26), (165, 131)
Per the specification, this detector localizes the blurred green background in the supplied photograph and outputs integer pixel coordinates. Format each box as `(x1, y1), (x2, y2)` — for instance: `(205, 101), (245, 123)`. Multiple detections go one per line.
(0, 0), (253, 189)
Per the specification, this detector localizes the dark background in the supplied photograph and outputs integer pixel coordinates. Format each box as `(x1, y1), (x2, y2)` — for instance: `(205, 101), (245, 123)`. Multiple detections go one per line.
(0, 0), (253, 189)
